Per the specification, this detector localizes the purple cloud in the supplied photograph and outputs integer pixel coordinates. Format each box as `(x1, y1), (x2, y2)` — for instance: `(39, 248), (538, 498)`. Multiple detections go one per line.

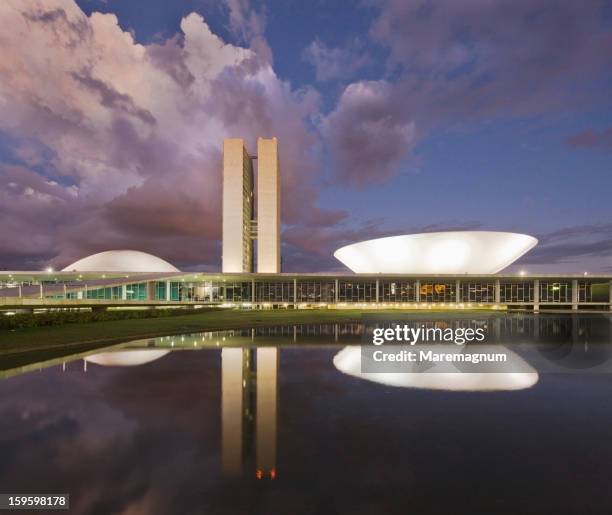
(567, 127), (612, 151)
(302, 38), (370, 82)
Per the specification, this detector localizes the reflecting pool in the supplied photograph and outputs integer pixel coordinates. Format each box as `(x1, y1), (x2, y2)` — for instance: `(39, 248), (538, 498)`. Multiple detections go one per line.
(1, 313), (612, 514)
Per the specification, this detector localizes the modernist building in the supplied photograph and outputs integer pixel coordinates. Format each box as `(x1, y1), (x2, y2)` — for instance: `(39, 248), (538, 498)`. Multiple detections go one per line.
(1, 138), (612, 312)
(222, 138), (280, 274)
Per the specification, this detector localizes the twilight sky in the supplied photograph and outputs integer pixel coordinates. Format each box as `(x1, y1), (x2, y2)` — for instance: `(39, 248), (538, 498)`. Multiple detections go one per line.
(1, 0), (611, 273)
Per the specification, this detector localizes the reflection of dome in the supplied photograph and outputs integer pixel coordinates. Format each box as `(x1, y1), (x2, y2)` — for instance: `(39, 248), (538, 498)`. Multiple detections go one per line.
(333, 346), (538, 391)
(334, 231), (537, 274)
(85, 349), (170, 367)
(62, 250), (179, 272)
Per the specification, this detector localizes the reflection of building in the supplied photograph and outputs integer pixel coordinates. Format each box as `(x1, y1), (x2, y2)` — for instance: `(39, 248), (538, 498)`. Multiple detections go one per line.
(221, 348), (254, 475)
(333, 346), (539, 391)
(221, 346), (278, 479)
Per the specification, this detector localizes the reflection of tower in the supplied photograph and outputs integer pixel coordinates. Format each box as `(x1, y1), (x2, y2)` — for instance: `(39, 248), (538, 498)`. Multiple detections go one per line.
(222, 137), (280, 273)
(221, 347), (278, 479)
(221, 348), (254, 475)
(256, 347), (278, 479)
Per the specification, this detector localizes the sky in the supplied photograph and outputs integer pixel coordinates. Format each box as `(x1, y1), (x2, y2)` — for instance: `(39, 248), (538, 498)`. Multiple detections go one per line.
(0, 0), (611, 273)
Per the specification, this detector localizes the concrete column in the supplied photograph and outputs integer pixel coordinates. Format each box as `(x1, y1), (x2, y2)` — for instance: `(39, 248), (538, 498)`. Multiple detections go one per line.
(293, 278), (297, 306)
(84, 284), (88, 299)
(415, 280), (420, 303)
(533, 279), (539, 312)
(165, 281), (171, 301)
(39, 283), (43, 299)
(494, 279), (501, 304)
(455, 280), (461, 304)
(334, 279), (339, 304)
(147, 281), (155, 301)
(571, 279), (578, 310)
(121, 285), (127, 300)
(375, 279), (380, 304)
(63, 284), (67, 298)
(18, 284), (22, 298)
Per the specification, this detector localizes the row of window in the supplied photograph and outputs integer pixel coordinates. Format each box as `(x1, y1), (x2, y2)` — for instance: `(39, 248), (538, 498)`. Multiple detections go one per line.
(65, 283), (148, 300)
(58, 280), (609, 303)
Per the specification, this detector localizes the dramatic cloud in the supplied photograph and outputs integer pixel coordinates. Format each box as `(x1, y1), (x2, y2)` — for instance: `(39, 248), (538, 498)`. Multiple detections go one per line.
(322, 81), (417, 186)
(505, 224), (612, 273)
(567, 127), (612, 151)
(322, 0), (612, 186)
(371, 0), (612, 116)
(0, 0), (332, 270)
(302, 38), (370, 82)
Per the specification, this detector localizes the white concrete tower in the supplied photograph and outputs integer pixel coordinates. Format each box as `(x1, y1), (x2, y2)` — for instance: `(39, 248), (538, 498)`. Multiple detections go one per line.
(222, 139), (254, 273)
(256, 137), (280, 273)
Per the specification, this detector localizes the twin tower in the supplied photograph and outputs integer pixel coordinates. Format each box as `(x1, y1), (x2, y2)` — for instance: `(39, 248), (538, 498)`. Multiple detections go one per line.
(222, 138), (280, 274)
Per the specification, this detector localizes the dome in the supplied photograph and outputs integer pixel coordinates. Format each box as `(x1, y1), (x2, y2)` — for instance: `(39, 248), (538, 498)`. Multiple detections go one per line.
(333, 346), (538, 391)
(62, 250), (180, 272)
(333, 231), (537, 274)
(85, 350), (171, 367)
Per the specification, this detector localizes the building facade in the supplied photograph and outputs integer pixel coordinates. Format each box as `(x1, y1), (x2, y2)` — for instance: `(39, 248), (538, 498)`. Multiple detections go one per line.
(222, 137), (280, 274)
(2, 138), (612, 312)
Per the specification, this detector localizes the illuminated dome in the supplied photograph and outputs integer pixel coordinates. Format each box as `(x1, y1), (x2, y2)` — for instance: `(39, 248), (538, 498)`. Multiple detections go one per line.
(62, 250), (179, 272)
(334, 231), (537, 274)
(85, 350), (170, 367)
(333, 346), (538, 391)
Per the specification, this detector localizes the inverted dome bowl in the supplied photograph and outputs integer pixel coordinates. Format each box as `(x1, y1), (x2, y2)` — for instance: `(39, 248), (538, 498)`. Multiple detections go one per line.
(333, 231), (537, 274)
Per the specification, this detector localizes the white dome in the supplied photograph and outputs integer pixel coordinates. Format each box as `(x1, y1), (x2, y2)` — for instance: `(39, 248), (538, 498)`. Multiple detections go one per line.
(333, 231), (537, 274)
(85, 350), (171, 367)
(333, 346), (538, 391)
(62, 250), (179, 272)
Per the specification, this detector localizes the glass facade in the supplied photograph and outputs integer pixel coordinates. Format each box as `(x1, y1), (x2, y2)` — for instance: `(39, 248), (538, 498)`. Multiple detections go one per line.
(88, 286), (120, 300)
(539, 281), (571, 303)
(460, 282), (495, 303)
(25, 275), (611, 308)
(338, 281), (377, 302)
(500, 282), (534, 303)
(296, 281), (335, 303)
(126, 283), (146, 300)
(380, 281), (415, 302)
(256, 281), (294, 303)
(579, 281), (592, 303)
(419, 282), (456, 302)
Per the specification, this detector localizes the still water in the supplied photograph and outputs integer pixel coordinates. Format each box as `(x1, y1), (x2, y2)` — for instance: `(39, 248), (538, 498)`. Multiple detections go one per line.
(1, 313), (612, 514)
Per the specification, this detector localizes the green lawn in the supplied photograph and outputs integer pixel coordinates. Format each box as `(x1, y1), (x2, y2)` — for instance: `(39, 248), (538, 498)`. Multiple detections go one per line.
(0, 309), (364, 356)
(0, 308), (502, 371)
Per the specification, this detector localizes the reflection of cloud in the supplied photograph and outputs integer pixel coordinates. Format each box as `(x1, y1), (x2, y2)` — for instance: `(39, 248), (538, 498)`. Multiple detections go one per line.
(86, 350), (170, 367)
(333, 346), (539, 391)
